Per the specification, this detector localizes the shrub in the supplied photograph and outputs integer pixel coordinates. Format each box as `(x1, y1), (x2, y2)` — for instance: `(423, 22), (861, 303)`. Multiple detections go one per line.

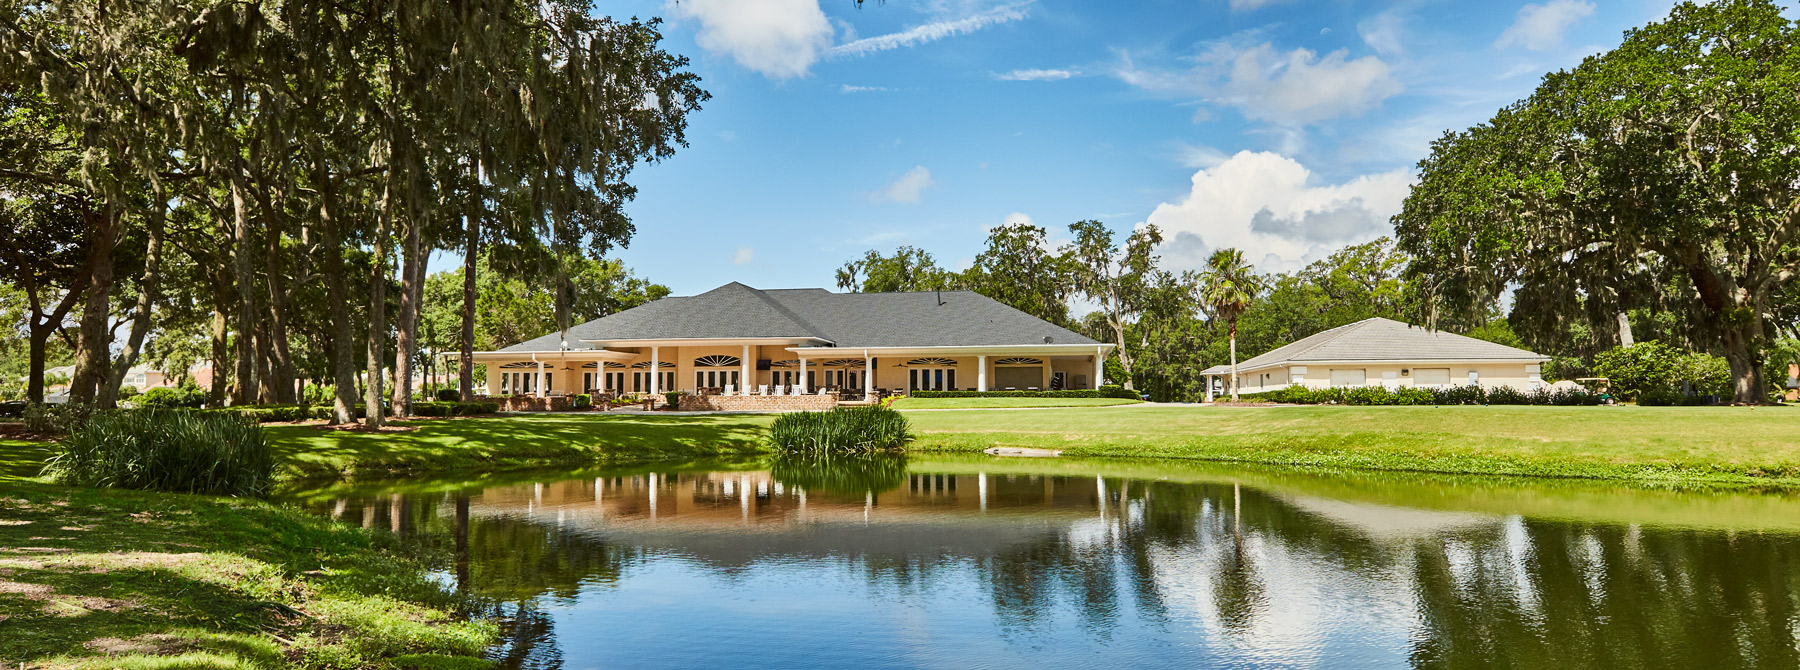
(1098, 385), (1139, 400)
(137, 383), (207, 409)
(663, 391), (685, 408)
(23, 402), (95, 433)
(118, 385), (140, 400)
(202, 404), (331, 423)
(1637, 389), (1682, 406)
(436, 388), (463, 402)
(767, 405), (912, 454)
(1245, 384), (1604, 407)
(42, 409), (275, 497)
(573, 394), (592, 409)
(302, 383), (336, 405)
(410, 401), (499, 417)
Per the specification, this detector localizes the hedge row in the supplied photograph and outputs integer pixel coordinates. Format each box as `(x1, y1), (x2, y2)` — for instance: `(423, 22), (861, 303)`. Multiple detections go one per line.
(410, 401), (501, 417)
(1242, 384), (1605, 406)
(909, 385), (1140, 400)
(201, 405), (330, 422)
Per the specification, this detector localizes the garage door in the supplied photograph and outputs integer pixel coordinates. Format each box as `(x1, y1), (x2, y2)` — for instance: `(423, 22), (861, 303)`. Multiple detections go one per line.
(1330, 369), (1367, 387)
(1413, 368), (1451, 386)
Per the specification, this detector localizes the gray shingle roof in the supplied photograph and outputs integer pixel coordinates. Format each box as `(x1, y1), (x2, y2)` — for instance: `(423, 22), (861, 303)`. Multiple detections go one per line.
(497, 282), (1100, 352)
(1198, 317), (1547, 374)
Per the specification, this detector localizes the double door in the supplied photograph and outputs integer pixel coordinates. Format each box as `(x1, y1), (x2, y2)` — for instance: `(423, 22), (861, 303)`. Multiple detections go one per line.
(908, 367), (955, 392)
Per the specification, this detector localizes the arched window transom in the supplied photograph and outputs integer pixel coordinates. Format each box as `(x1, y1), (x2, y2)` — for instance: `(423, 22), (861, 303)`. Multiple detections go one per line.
(906, 358), (957, 367)
(693, 355), (742, 367)
(994, 357), (1044, 365)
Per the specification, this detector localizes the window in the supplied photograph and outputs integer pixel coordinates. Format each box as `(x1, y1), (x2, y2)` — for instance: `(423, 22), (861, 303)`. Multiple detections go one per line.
(1413, 368), (1451, 386)
(693, 355), (741, 368)
(1329, 369), (1367, 387)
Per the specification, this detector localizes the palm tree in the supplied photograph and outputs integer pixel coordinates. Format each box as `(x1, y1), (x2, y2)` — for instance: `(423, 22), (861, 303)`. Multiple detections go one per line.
(1199, 249), (1265, 401)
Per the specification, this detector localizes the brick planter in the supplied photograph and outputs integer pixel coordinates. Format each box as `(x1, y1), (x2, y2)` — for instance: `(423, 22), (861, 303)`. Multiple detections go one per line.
(493, 396), (575, 412)
(678, 394), (838, 412)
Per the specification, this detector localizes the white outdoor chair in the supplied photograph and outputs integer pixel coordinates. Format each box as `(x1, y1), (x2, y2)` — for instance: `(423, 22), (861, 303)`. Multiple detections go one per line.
(722, 384), (734, 396)
(817, 387), (829, 395)
(758, 385), (769, 396)
(790, 386), (803, 396)
(773, 385), (785, 396)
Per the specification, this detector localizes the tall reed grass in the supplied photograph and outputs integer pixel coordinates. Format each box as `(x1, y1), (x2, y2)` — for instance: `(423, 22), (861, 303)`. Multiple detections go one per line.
(769, 453), (908, 496)
(42, 409), (276, 497)
(766, 405), (911, 454)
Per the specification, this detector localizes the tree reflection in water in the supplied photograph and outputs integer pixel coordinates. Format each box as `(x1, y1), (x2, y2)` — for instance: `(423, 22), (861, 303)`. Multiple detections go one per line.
(296, 461), (1800, 668)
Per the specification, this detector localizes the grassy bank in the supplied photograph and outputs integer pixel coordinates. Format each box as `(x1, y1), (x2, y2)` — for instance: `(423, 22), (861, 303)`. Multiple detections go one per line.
(267, 413), (771, 480)
(890, 397), (1141, 409)
(0, 481), (494, 669)
(907, 404), (1800, 487)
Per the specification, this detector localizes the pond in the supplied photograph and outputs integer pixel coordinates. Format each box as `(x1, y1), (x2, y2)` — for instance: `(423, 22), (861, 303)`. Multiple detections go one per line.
(282, 456), (1800, 669)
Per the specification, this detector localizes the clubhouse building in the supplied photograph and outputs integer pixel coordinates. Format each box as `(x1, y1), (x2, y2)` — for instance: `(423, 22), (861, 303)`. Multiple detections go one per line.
(1199, 317), (1552, 398)
(454, 282), (1112, 408)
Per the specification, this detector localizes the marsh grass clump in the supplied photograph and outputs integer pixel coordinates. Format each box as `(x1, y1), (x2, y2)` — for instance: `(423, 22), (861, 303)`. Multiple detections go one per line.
(767, 405), (912, 454)
(43, 409), (275, 497)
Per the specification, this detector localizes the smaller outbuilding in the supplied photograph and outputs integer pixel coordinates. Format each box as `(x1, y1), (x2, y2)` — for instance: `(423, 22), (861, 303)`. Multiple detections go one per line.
(1199, 317), (1550, 399)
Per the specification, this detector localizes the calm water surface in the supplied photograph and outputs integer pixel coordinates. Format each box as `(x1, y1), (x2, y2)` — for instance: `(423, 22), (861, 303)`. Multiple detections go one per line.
(283, 457), (1800, 669)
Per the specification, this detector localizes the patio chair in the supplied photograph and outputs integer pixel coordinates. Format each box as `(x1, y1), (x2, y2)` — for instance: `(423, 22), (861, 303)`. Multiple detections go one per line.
(773, 385), (785, 396)
(817, 387), (830, 395)
(758, 385), (769, 395)
(790, 386), (803, 396)
(722, 384), (734, 395)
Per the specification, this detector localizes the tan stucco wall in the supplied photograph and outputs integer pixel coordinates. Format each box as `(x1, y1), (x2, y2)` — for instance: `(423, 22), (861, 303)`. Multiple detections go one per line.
(1266, 362), (1544, 392)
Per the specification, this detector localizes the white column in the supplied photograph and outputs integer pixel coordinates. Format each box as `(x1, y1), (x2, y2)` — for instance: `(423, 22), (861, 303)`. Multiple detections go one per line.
(797, 356), (808, 393)
(977, 355), (988, 392)
(535, 358), (545, 398)
(741, 345), (752, 395)
(1096, 347), (1106, 388)
(650, 347), (660, 396)
(863, 352), (873, 397)
(1206, 375), (1216, 401)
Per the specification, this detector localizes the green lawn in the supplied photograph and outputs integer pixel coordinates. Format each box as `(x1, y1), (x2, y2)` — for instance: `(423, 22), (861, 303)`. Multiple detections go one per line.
(268, 413), (771, 480)
(890, 397), (1142, 409)
(906, 404), (1800, 486)
(0, 481), (494, 669)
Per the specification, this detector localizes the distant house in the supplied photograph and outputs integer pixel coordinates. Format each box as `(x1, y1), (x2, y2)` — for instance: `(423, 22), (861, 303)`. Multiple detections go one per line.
(1199, 317), (1550, 397)
(453, 282), (1112, 403)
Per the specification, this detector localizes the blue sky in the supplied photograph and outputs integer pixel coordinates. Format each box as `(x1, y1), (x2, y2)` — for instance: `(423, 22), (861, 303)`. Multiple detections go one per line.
(474, 0), (1692, 295)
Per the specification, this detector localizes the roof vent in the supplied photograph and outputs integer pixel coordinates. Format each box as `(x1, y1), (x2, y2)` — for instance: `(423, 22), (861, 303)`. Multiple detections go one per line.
(1043, 336), (1054, 344)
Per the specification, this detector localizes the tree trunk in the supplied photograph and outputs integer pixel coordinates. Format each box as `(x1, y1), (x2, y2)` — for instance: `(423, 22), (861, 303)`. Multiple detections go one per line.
(1723, 326), (1767, 405)
(460, 210), (478, 402)
(102, 206), (164, 407)
(68, 204), (121, 406)
(1228, 320), (1240, 402)
(392, 215), (421, 417)
(253, 167), (298, 404)
(229, 174), (259, 406)
(1111, 318), (1134, 391)
(24, 279), (80, 404)
(209, 305), (229, 406)
(317, 168), (359, 425)
(365, 184), (392, 429)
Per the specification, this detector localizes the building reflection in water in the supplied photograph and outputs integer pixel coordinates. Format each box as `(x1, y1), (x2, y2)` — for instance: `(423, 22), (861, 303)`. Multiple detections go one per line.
(307, 463), (1800, 670)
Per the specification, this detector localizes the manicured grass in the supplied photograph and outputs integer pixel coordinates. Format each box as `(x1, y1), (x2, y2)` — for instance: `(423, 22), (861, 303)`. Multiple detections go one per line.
(0, 482), (494, 668)
(905, 404), (1800, 487)
(0, 439), (53, 482)
(890, 397), (1142, 409)
(267, 413), (772, 480)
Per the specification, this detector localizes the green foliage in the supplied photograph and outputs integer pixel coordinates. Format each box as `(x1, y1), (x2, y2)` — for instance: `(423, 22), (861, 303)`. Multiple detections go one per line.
(136, 382), (207, 409)
(767, 406), (912, 455)
(835, 246), (956, 293)
(663, 390), (685, 408)
(116, 385), (140, 400)
(573, 394), (592, 409)
(1593, 341), (1729, 400)
(1250, 384), (1603, 407)
(303, 384), (337, 406)
(959, 223), (1072, 325)
(436, 389), (464, 402)
(1097, 384), (1139, 400)
(22, 402), (93, 433)
(409, 402), (501, 417)
(43, 410), (275, 497)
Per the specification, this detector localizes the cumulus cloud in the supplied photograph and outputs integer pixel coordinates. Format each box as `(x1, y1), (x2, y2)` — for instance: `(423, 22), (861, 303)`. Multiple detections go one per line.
(668, 0), (833, 80)
(840, 85), (892, 93)
(1143, 151), (1413, 272)
(734, 247), (755, 265)
(994, 68), (1076, 81)
(880, 166), (936, 203)
(828, 3), (1030, 59)
(1116, 42), (1401, 126)
(1495, 0), (1595, 51)
(1357, 12), (1406, 56)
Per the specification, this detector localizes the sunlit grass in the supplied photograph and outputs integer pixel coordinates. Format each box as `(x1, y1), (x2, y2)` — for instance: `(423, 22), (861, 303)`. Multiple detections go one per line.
(890, 397), (1141, 409)
(0, 482), (495, 668)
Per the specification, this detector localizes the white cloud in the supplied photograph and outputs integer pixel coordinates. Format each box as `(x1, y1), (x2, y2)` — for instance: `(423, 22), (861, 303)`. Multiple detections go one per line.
(734, 247), (755, 265)
(1116, 43), (1402, 126)
(880, 166), (936, 203)
(828, 3), (1030, 59)
(1229, 0), (1293, 10)
(667, 0), (833, 80)
(1002, 211), (1033, 227)
(1357, 12), (1406, 56)
(994, 68), (1075, 81)
(1143, 151), (1414, 273)
(1173, 141), (1229, 169)
(840, 85), (892, 93)
(1495, 0), (1596, 51)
